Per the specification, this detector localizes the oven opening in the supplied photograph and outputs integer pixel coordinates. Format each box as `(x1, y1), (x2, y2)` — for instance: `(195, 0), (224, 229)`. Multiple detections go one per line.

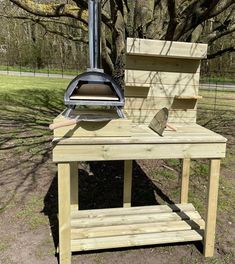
(70, 81), (119, 101)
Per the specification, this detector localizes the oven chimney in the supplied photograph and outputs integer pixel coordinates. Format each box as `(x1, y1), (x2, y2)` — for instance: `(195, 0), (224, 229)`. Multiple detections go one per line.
(88, 0), (102, 71)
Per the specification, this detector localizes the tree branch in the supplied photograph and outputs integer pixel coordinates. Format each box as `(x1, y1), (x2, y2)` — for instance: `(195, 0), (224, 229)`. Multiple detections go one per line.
(1, 13), (88, 43)
(0, 14), (88, 32)
(165, 0), (177, 40)
(9, 0), (88, 22)
(174, 0), (221, 40)
(207, 23), (235, 45)
(207, 46), (235, 59)
(9, 0), (113, 29)
(209, 0), (234, 18)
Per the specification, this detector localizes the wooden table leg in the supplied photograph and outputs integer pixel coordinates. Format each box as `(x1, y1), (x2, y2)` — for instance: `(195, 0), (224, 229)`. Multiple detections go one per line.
(58, 163), (72, 264)
(180, 158), (191, 203)
(70, 162), (79, 210)
(123, 160), (133, 208)
(204, 159), (221, 257)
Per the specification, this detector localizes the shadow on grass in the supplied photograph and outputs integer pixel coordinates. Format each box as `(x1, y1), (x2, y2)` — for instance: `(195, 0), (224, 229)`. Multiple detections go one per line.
(0, 88), (64, 210)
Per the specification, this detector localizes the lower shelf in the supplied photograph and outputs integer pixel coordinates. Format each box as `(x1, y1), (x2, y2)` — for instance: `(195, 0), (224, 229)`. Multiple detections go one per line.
(70, 203), (204, 252)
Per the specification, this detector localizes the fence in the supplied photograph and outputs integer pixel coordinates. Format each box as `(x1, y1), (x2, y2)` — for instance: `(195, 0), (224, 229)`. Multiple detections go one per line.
(198, 70), (235, 116)
(0, 61), (234, 115)
(0, 61), (82, 78)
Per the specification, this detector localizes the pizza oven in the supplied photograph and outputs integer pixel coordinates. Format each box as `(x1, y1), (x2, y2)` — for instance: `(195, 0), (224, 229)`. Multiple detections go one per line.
(64, 0), (124, 118)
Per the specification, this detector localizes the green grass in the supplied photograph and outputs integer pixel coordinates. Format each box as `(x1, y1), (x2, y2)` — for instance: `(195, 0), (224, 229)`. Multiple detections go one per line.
(0, 75), (70, 158)
(0, 74), (70, 91)
(200, 76), (235, 84)
(0, 64), (80, 75)
(16, 194), (47, 229)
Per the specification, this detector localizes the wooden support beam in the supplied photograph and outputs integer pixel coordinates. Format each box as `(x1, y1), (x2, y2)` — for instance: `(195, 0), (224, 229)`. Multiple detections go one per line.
(123, 160), (133, 207)
(58, 163), (71, 264)
(70, 162), (79, 210)
(204, 159), (221, 257)
(180, 158), (191, 203)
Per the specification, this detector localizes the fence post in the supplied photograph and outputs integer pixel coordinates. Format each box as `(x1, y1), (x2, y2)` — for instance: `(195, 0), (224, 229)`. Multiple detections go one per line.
(7, 61), (9, 75)
(47, 62), (50, 77)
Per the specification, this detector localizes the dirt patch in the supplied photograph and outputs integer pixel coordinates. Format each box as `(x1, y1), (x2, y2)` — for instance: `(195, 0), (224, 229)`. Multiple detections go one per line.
(0, 107), (234, 263)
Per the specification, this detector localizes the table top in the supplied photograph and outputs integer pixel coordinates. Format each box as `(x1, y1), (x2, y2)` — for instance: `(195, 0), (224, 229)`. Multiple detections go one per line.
(53, 123), (227, 146)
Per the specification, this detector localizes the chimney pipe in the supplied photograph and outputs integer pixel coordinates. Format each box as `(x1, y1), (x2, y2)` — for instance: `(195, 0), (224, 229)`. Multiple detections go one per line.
(88, 0), (102, 71)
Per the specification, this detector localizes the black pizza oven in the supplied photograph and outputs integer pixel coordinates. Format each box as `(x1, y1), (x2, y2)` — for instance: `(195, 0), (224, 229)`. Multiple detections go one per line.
(64, 0), (124, 117)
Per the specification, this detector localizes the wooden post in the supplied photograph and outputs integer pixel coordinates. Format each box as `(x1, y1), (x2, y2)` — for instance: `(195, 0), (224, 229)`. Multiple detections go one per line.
(70, 162), (79, 210)
(58, 163), (72, 264)
(180, 158), (191, 203)
(123, 160), (133, 207)
(204, 159), (221, 257)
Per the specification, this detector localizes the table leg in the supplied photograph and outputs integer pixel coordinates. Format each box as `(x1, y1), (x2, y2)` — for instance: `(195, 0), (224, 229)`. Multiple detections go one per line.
(58, 163), (71, 264)
(180, 158), (191, 203)
(70, 162), (79, 210)
(123, 160), (133, 208)
(204, 159), (221, 257)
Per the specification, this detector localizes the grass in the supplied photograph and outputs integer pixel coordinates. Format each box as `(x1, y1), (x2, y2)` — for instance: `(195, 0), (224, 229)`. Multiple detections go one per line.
(0, 74), (69, 156)
(16, 194), (48, 229)
(200, 76), (235, 84)
(0, 74), (70, 91)
(0, 64), (80, 76)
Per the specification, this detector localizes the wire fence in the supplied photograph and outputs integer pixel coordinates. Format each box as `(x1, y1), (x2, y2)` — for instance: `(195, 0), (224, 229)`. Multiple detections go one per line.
(0, 61), (82, 78)
(199, 70), (235, 115)
(0, 61), (234, 115)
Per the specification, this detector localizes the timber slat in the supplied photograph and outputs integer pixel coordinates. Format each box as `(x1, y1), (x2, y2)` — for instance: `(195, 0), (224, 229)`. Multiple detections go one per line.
(71, 230), (203, 251)
(71, 211), (202, 228)
(71, 203), (196, 218)
(126, 38), (207, 59)
(71, 219), (205, 239)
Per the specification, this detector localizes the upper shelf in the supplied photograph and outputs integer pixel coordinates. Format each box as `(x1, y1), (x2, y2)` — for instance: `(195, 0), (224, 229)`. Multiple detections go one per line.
(126, 38), (208, 60)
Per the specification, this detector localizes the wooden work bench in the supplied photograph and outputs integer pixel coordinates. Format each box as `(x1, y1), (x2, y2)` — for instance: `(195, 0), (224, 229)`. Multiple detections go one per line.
(52, 38), (227, 264)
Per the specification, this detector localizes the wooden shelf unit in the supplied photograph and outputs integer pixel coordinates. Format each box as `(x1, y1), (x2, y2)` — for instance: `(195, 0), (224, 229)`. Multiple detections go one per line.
(52, 38), (227, 264)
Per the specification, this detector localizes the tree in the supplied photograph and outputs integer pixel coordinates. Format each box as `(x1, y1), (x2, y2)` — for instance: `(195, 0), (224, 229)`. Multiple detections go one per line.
(3, 0), (235, 77)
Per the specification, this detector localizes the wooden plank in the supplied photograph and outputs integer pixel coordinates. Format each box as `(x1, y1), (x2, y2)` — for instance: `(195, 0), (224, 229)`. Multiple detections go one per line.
(53, 136), (227, 146)
(58, 163), (71, 264)
(126, 55), (200, 73)
(124, 109), (197, 124)
(180, 159), (191, 203)
(53, 116), (132, 138)
(125, 70), (200, 86)
(71, 219), (205, 239)
(71, 203), (196, 218)
(71, 230), (203, 251)
(53, 143), (226, 162)
(124, 97), (197, 110)
(71, 211), (202, 228)
(175, 95), (202, 99)
(125, 83), (199, 98)
(123, 160), (133, 207)
(70, 162), (78, 209)
(126, 38), (208, 59)
(53, 130), (227, 144)
(204, 159), (221, 257)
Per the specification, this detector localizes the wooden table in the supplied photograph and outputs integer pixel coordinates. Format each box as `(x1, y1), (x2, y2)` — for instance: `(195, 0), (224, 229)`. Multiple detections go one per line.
(52, 123), (227, 264)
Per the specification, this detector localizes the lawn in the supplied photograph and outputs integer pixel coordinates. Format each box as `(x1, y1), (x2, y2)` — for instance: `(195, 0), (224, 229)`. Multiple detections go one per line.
(0, 64), (80, 76)
(0, 74), (234, 264)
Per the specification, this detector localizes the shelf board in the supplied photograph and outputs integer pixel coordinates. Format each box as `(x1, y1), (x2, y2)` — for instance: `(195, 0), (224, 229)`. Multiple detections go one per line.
(70, 203), (204, 252)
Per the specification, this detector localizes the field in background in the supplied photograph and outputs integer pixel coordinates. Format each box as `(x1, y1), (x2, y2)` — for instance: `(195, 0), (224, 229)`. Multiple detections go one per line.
(0, 74), (234, 264)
